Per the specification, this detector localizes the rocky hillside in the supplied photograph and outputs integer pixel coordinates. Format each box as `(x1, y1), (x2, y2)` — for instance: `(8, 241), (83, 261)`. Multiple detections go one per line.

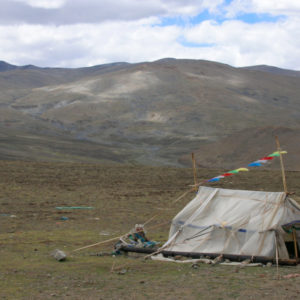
(0, 58), (299, 168)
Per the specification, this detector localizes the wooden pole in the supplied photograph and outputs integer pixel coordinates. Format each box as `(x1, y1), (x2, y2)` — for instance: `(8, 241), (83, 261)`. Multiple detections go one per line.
(191, 153), (198, 191)
(293, 228), (298, 259)
(72, 235), (123, 252)
(275, 232), (280, 280)
(275, 136), (288, 193)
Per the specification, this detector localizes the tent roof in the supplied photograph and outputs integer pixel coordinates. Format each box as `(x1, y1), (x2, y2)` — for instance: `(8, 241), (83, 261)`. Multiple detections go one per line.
(171, 186), (299, 233)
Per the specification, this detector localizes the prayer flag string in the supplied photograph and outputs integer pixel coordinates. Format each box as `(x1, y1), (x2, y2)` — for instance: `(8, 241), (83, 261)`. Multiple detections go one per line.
(206, 151), (287, 183)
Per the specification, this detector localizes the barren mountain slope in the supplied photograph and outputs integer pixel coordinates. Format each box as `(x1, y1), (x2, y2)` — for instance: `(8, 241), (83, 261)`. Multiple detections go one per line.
(180, 127), (300, 170)
(0, 59), (299, 167)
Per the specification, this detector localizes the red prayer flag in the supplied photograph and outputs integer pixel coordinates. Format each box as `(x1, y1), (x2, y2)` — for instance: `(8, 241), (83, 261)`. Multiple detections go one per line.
(222, 173), (234, 177)
(261, 156), (273, 160)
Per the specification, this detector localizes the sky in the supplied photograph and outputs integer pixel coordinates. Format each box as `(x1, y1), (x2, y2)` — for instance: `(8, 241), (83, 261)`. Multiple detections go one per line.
(0, 0), (300, 70)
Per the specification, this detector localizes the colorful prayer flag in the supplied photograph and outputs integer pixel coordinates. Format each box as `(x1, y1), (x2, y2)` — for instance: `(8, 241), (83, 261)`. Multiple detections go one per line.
(206, 150), (287, 183)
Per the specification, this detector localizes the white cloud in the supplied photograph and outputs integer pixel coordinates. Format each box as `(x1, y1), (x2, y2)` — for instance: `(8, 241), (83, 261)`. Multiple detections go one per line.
(247, 0), (300, 13)
(0, 1), (225, 26)
(159, 0), (224, 16)
(0, 20), (182, 67)
(182, 16), (300, 69)
(1, 0), (166, 25)
(0, 0), (299, 70)
(14, 0), (66, 9)
(226, 0), (300, 17)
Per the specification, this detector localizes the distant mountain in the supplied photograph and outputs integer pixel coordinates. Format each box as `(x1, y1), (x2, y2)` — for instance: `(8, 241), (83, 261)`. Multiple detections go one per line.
(0, 58), (299, 168)
(241, 65), (300, 78)
(0, 61), (18, 72)
(0, 61), (132, 89)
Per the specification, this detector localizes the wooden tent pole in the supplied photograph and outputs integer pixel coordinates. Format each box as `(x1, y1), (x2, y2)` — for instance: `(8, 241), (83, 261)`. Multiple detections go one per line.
(275, 136), (288, 194)
(191, 153), (198, 191)
(293, 228), (298, 259)
(72, 235), (123, 252)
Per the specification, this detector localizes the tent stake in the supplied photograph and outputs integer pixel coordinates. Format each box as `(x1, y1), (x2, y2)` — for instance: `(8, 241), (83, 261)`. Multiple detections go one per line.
(275, 136), (288, 194)
(191, 153), (198, 191)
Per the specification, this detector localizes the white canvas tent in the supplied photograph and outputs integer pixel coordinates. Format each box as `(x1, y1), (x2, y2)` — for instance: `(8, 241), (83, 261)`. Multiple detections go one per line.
(163, 186), (300, 260)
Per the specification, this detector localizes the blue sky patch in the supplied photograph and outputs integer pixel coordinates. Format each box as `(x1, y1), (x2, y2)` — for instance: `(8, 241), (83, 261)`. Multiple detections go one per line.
(188, 10), (213, 25)
(157, 7), (284, 28)
(159, 10), (219, 27)
(177, 36), (215, 48)
(236, 13), (284, 24)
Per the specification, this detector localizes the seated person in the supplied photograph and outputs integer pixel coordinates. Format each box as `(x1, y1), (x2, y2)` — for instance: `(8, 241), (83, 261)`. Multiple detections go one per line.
(113, 224), (158, 254)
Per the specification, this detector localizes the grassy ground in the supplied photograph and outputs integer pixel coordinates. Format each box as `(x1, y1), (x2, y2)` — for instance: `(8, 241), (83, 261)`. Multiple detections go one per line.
(0, 161), (299, 299)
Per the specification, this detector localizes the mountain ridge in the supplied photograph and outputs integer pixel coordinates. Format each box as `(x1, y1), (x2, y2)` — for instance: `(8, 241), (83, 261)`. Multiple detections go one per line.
(0, 58), (299, 169)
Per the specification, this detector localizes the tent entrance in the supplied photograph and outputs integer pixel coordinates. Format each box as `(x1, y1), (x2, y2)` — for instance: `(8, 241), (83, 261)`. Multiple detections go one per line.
(285, 240), (298, 258)
(282, 225), (299, 259)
